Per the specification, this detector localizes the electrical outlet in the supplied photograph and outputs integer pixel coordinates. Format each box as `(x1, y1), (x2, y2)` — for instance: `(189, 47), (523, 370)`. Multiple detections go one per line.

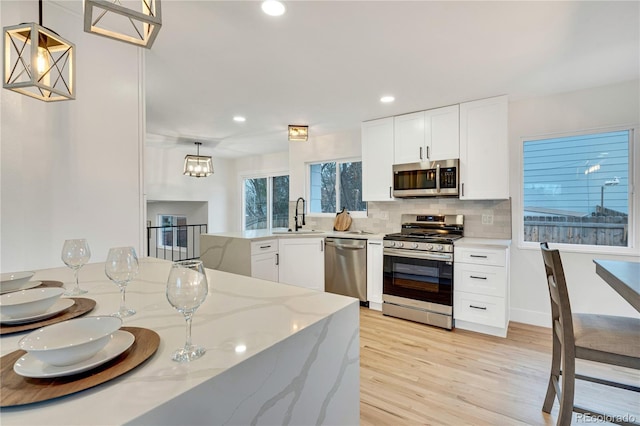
(482, 214), (494, 225)
(379, 211), (389, 220)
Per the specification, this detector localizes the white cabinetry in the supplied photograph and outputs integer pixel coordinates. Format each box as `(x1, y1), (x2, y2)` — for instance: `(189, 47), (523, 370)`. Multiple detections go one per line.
(454, 245), (510, 337)
(250, 239), (279, 282)
(459, 95), (509, 200)
(362, 117), (394, 201)
(366, 240), (383, 310)
(393, 111), (424, 165)
(278, 238), (325, 292)
(394, 106), (459, 164)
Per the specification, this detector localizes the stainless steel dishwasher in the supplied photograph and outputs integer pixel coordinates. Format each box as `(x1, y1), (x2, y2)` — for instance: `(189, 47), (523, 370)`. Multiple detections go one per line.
(324, 238), (367, 303)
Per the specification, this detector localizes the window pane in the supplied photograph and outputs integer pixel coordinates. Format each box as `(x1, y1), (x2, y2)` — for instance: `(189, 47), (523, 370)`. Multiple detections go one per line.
(176, 216), (187, 248)
(310, 163), (336, 213)
(244, 178), (267, 230)
(339, 162), (366, 212)
(272, 175), (289, 228)
(523, 130), (629, 247)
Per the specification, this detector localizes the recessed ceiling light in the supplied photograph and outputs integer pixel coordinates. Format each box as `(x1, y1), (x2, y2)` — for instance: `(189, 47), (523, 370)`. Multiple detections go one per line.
(262, 1), (286, 16)
(380, 96), (395, 103)
(233, 116), (246, 122)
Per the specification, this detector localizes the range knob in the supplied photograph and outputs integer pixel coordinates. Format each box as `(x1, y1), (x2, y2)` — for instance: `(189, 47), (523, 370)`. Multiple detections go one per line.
(425, 244), (433, 251)
(435, 244), (444, 251)
(397, 242), (404, 248)
(388, 241), (396, 247)
(412, 243), (419, 249)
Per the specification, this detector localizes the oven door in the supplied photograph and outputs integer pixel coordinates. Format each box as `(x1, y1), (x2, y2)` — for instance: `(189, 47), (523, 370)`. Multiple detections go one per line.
(383, 249), (453, 306)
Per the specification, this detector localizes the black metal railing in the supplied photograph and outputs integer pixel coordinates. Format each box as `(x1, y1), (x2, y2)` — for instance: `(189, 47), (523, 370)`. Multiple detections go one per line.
(147, 224), (208, 261)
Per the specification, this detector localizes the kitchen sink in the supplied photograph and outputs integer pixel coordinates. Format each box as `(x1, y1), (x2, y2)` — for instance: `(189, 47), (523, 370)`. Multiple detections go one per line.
(346, 230), (374, 235)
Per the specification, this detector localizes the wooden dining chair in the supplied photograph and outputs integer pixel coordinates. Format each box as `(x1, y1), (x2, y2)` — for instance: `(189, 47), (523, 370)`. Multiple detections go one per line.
(540, 242), (640, 426)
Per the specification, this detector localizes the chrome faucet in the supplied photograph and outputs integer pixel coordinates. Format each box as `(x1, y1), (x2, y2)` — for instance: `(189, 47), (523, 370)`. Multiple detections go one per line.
(294, 197), (306, 231)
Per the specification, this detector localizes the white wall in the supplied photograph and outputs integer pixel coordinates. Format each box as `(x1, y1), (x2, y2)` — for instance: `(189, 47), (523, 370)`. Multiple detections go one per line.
(145, 144), (233, 233)
(508, 79), (640, 326)
(1, 1), (143, 271)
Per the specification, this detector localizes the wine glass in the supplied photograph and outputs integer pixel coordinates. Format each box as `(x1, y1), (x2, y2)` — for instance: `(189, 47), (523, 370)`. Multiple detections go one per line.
(105, 247), (139, 318)
(61, 239), (91, 296)
(166, 260), (209, 362)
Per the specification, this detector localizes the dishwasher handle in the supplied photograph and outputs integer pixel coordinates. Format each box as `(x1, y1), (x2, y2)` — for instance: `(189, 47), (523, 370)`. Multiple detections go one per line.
(325, 239), (366, 250)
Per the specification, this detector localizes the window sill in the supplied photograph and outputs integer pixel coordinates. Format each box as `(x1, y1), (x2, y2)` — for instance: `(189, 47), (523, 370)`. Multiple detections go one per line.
(307, 211), (368, 219)
(517, 240), (639, 257)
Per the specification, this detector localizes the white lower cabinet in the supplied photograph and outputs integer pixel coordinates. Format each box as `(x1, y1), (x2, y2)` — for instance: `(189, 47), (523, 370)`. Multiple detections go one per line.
(454, 245), (510, 337)
(250, 239), (279, 282)
(278, 238), (325, 292)
(366, 240), (383, 310)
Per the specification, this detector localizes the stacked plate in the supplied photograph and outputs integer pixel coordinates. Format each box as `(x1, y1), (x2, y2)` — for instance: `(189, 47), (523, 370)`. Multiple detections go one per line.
(13, 316), (134, 378)
(0, 287), (72, 325)
(0, 271), (41, 294)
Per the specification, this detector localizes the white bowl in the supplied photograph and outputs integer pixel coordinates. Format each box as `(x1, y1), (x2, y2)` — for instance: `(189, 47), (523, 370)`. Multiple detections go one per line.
(19, 316), (123, 366)
(0, 271), (36, 293)
(0, 287), (64, 318)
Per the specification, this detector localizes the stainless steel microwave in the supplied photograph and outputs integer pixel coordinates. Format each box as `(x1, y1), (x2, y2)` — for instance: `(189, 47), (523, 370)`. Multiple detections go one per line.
(392, 159), (459, 197)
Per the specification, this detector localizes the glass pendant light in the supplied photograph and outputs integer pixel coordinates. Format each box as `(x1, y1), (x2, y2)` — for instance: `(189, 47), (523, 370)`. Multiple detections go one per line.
(3, 0), (75, 101)
(183, 142), (213, 178)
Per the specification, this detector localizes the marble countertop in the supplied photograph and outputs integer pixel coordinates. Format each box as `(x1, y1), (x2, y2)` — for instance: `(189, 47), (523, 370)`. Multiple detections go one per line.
(0, 258), (357, 425)
(203, 229), (386, 241)
(455, 237), (512, 249)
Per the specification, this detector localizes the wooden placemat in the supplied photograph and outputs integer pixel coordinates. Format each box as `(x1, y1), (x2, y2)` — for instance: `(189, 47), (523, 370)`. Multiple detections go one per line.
(0, 327), (160, 407)
(0, 298), (96, 336)
(38, 280), (64, 288)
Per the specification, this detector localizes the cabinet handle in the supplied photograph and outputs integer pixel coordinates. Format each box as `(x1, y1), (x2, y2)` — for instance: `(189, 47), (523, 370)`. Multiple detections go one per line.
(470, 275), (487, 280)
(461, 183), (464, 197)
(419, 146), (423, 160)
(426, 146), (429, 159)
(320, 240), (324, 252)
(469, 305), (487, 310)
(368, 242), (382, 246)
(260, 245), (271, 249)
(276, 253), (279, 265)
(389, 186), (392, 198)
(470, 255), (488, 258)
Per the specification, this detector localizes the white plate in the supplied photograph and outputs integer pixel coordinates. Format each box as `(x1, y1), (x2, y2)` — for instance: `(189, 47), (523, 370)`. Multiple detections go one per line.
(0, 281), (42, 295)
(1, 298), (75, 325)
(14, 330), (135, 378)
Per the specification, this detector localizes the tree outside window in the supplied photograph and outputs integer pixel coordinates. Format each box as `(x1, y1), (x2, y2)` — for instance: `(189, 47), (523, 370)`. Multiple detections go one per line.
(309, 161), (366, 213)
(244, 175), (289, 230)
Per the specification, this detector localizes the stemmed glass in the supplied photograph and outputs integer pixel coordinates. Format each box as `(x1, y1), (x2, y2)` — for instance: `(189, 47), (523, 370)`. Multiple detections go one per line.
(166, 260), (209, 362)
(105, 247), (139, 318)
(61, 239), (91, 296)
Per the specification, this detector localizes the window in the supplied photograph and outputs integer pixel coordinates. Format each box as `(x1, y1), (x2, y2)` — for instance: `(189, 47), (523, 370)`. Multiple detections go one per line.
(243, 174), (289, 230)
(309, 160), (366, 214)
(522, 129), (633, 248)
(157, 215), (187, 249)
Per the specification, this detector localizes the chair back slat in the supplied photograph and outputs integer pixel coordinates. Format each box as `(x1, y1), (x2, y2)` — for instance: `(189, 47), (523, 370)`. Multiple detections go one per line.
(540, 242), (575, 349)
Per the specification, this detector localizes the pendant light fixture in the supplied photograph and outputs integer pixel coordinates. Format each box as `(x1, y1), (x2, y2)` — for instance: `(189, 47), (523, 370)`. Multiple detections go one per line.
(3, 0), (75, 101)
(84, 0), (162, 48)
(288, 125), (308, 141)
(183, 142), (213, 178)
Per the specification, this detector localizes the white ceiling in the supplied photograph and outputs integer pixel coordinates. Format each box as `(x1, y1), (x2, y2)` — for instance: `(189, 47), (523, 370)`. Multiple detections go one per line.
(140, 1), (637, 158)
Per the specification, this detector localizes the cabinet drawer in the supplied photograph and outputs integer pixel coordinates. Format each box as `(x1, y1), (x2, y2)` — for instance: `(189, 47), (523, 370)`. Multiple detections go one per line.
(454, 263), (506, 297)
(455, 247), (506, 267)
(251, 239), (278, 254)
(454, 292), (506, 328)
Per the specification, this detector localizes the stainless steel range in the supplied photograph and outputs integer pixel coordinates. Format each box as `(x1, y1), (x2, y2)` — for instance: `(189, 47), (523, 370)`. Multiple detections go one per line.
(382, 214), (464, 330)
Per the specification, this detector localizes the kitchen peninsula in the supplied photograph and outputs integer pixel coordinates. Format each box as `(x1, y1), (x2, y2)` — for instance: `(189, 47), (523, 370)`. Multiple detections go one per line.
(0, 258), (359, 425)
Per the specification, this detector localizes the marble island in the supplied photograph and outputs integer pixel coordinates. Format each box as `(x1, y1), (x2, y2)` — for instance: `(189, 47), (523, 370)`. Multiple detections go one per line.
(0, 258), (360, 425)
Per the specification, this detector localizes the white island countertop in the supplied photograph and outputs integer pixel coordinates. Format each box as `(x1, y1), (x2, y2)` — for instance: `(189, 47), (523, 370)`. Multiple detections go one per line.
(0, 258), (360, 425)
(203, 229), (386, 240)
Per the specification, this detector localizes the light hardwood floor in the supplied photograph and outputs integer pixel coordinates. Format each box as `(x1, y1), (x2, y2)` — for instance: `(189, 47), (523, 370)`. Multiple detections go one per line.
(359, 308), (640, 425)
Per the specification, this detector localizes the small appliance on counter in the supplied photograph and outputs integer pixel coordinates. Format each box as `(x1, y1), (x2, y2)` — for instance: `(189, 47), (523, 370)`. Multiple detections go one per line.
(382, 214), (464, 329)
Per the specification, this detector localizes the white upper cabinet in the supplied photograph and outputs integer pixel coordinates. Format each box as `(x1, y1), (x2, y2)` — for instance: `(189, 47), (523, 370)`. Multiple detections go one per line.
(362, 117), (394, 201)
(459, 95), (509, 200)
(394, 106), (459, 164)
(425, 105), (459, 161)
(393, 111), (425, 164)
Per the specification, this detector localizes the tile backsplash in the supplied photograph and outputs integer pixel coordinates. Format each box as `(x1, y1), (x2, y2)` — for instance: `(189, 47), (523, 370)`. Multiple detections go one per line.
(289, 198), (512, 239)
